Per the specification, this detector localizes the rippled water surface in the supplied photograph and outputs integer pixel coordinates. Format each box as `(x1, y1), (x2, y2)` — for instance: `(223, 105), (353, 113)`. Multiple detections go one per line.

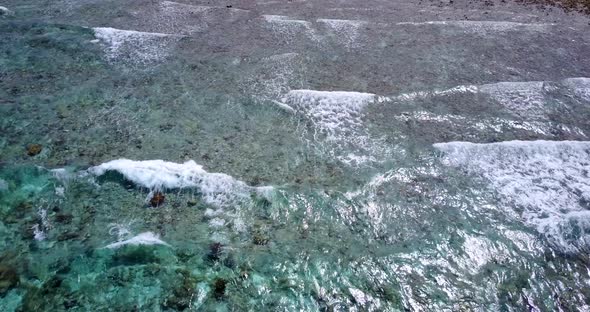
(1, 0), (590, 311)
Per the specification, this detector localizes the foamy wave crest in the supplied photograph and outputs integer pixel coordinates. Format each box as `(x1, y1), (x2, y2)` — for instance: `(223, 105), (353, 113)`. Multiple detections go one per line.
(479, 81), (548, 119)
(394, 78), (590, 115)
(246, 53), (304, 99)
(283, 90), (375, 140)
(88, 159), (269, 207)
(393, 85), (478, 101)
(391, 78), (590, 139)
(394, 111), (586, 138)
(317, 19), (366, 48)
(262, 15), (319, 42)
(93, 27), (183, 64)
(104, 232), (170, 249)
(158, 1), (249, 34)
(280, 90), (392, 166)
(434, 140), (590, 252)
(0, 6), (12, 15)
(563, 77), (590, 101)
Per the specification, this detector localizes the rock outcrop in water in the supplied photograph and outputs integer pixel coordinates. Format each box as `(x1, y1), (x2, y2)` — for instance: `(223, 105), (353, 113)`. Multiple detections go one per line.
(206, 242), (223, 262)
(149, 191), (165, 207)
(26, 144), (42, 156)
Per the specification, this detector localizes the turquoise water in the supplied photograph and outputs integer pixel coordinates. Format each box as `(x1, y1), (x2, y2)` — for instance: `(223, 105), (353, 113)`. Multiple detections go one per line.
(2, 1), (590, 311)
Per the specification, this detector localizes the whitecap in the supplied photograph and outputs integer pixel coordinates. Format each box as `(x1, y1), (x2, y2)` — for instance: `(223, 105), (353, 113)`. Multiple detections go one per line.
(32, 224), (46, 241)
(434, 140), (590, 252)
(563, 77), (590, 101)
(391, 78), (590, 138)
(157, 1), (249, 34)
(282, 90), (391, 166)
(209, 217), (226, 228)
(88, 159), (270, 207)
(262, 15), (319, 42)
(317, 19), (366, 48)
(282, 90), (376, 141)
(393, 85), (478, 101)
(479, 81), (548, 119)
(246, 53), (304, 99)
(0, 6), (12, 15)
(104, 232), (170, 249)
(93, 27), (183, 64)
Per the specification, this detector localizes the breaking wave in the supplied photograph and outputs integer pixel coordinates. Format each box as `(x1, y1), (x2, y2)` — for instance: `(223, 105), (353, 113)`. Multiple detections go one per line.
(434, 140), (590, 252)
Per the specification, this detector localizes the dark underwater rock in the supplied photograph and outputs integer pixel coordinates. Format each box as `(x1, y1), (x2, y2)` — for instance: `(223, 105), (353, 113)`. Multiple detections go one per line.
(212, 278), (226, 300)
(150, 192), (165, 207)
(54, 213), (73, 224)
(206, 242), (223, 262)
(0, 264), (18, 294)
(252, 231), (269, 246)
(111, 246), (161, 267)
(26, 144), (43, 156)
(57, 231), (79, 241)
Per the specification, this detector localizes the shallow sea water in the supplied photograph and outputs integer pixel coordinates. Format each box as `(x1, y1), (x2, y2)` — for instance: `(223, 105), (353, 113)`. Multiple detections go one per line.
(1, 0), (590, 311)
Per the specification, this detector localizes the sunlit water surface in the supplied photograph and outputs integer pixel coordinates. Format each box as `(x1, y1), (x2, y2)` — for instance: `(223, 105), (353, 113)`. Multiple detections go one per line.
(1, 0), (590, 311)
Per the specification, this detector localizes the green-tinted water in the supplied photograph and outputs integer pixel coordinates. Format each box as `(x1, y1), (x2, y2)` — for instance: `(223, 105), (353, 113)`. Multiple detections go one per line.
(1, 0), (590, 311)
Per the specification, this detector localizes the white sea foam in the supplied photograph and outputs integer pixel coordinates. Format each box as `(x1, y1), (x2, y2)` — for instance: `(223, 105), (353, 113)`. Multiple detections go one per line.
(89, 159), (217, 189)
(0, 6), (12, 14)
(317, 19), (366, 48)
(394, 85), (478, 101)
(104, 232), (170, 249)
(502, 229), (542, 254)
(33, 207), (51, 241)
(263, 15), (309, 25)
(262, 15), (318, 42)
(88, 159), (268, 207)
(396, 21), (552, 33)
(479, 81), (548, 119)
(283, 90), (375, 139)
(282, 90), (395, 166)
(209, 217), (226, 228)
(394, 81), (551, 120)
(158, 1), (248, 34)
(157, 1), (209, 33)
(563, 77), (590, 101)
(32, 224), (46, 241)
(55, 186), (65, 197)
(434, 140), (590, 252)
(50, 168), (76, 187)
(395, 111), (466, 123)
(108, 222), (134, 241)
(247, 53), (303, 99)
(393, 78), (590, 129)
(93, 27), (182, 64)
(461, 235), (502, 272)
(348, 288), (373, 306)
(160, 0), (211, 13)
(395, 111), (586, 138)
(271, 100), (296, 113)
(338, 154), (377, 167)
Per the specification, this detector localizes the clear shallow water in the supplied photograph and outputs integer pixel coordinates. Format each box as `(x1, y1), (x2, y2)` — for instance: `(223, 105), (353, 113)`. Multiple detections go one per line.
(1, 0), (590, 311)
